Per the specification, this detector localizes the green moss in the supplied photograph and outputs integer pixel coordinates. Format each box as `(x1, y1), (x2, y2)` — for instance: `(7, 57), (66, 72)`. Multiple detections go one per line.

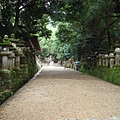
(0, 55), (38, 104)
(0, 89), (11, 105)
(0, 70), (10, 78)
(9, 47), (16, 51)
(0, 42), (11, 46)
(10, 39), (19, 43)
(0, 81), (4, 86)
(17, 43), (25, 47)
(0, 86), (6, 92)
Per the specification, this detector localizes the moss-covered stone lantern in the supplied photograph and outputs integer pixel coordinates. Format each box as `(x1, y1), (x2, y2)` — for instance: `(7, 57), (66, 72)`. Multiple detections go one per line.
(10, 33), (19, 49)
(0, 35), (12, 69)
(1, 35), (11, 51)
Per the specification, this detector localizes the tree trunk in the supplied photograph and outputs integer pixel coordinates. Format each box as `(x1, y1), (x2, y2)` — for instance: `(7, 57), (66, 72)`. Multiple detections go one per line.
(107, 28), (111, 48)
(14, 0), (21, 35)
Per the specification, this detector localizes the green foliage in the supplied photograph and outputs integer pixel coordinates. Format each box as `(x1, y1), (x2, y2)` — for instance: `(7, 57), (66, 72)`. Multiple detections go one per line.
(0, 0), (53, 38)
(52, 0), (120, 62)
(0, 0), (120, 64)
(80, 65), (120, 85)
(55, 22), (82, 60)
(0, 90), (11, 105)
(0, 56), (38, 104)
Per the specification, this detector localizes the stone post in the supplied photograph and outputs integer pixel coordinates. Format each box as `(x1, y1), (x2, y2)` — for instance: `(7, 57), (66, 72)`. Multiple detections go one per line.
(20, 55), (27, 68)
(98, 54), (102, 66)
(102, 54), (106, 66)
(109, 53), (115, 68)
(105, 54), (109, 67)
(15, 43), (24, 69)
(15, 56), (20, 68)
(1, 51), (11, 69)
(115, 47), (120, 65)
(8, 52), (15, 69)
(2, 56), (8, 69)
(0, 35), (11, 69)
(15, 50), (23, 69)
(10, 33), (18, 49)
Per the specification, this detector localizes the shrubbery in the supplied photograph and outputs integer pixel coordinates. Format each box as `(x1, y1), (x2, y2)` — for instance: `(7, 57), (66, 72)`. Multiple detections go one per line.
(0, 62), (38, 105)
(80, 65), (120, 85)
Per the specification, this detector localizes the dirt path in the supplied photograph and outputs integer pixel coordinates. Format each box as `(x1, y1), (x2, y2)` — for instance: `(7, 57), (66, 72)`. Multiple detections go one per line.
(0, 66), (120, 120)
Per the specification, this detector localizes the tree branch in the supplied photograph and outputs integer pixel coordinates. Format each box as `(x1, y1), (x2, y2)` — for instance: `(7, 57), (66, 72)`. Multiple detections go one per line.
(19, 1), (35, 11)
(108, 15), (120, 17)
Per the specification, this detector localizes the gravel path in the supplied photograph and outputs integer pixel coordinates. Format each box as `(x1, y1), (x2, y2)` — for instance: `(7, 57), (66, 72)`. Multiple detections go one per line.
(0, 66), (120, 120)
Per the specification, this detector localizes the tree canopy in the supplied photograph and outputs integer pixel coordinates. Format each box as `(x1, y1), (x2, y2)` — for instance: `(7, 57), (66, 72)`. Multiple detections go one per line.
(0, 0), (120, 61)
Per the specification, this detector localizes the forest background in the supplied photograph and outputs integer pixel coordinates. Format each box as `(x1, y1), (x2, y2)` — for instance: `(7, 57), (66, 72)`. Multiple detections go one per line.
(0, 0), (120, 61)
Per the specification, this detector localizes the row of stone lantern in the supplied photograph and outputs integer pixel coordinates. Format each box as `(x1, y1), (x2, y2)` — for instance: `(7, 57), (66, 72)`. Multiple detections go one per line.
(98, 43), (120, 68)
(0, 34), (32, 70)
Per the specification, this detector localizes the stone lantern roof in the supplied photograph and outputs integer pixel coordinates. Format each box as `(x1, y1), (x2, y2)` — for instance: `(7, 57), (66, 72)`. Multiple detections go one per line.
(0, 35), (12, 47)
(10, 34), (19, 43)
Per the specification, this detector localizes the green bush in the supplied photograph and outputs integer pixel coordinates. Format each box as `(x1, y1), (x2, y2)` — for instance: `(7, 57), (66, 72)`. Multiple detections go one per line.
(0, 90), (11, 105)
(0, 62), (38, 105)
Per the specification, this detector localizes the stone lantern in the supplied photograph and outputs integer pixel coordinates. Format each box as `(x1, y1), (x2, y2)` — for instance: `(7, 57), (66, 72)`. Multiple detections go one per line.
(10, 33), (19, 49)
(114, 41), (120, 65)
(14, 49), (23, 69)
(0, 35), (12, 69)
(109, 53), (115, 68)
(108, 46), (115, 68)
(102, 54), (106, 66)
(98, 54), (102, 66)
(2, 35), (10, 51)
(105, 54), (109, 66)
(8, 52), (15, 69)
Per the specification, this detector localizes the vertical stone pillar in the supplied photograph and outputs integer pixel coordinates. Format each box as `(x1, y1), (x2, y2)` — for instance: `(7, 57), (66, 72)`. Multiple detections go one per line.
(109, 53), (115, 68)
(15, 49), (23, 69)
(2, 56), (8, 69)
(98, 54), (102, 66)
(15, 56), (20, 68)
(105, 54), (109, 67)
(115, 47), (120, 65)
(8, 52), (15, 69)
(20, 55), (27, 68)
(1, 50), (11, 70)
(102, 54), (106, 66)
